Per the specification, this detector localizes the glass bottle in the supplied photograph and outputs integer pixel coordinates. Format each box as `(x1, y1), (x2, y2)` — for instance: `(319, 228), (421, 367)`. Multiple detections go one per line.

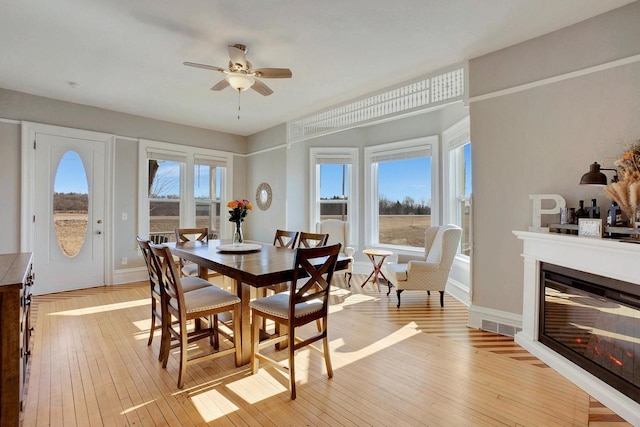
(589, 199), (600, 219)
(574, 200), (586, 223)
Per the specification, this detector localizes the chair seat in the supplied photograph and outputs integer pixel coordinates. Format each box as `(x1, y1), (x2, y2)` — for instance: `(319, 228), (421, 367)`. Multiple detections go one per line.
(250, 292), (323, 319)
(387, 263), (408, 282)
(169, 285), (240, 313)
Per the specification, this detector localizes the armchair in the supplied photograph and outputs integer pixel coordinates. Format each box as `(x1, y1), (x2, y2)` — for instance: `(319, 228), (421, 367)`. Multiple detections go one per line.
(387, 224), (462, 308)
(315, 219), (355, 286)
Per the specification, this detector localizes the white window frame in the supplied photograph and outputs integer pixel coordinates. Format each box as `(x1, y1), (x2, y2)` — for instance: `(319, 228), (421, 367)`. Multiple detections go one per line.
(364, 136), (439, 250)
(443, 116), (471, 259)
(309, 147), (359, 245)
(138, 139), (233, 240)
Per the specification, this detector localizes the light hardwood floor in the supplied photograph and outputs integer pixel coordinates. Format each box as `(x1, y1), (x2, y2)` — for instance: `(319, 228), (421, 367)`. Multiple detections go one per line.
(23, 274), (630, 426)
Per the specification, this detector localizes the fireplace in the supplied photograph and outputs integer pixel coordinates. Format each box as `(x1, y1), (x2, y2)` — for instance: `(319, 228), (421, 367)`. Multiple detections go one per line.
(539, 262), (640, 403)
(514, 230), (640, 425)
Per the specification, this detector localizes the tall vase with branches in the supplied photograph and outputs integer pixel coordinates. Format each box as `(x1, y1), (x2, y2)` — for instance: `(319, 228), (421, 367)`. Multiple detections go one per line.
(605, 141), (640, 224)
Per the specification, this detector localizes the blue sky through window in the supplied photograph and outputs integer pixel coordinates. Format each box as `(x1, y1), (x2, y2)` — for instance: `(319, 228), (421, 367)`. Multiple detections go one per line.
(54, 151), (88, 194)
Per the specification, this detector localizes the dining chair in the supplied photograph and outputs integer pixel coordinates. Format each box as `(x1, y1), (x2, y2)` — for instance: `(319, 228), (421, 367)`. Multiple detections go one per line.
(273, 229), (299, 249)
(297, 231), (329, 248)
(137, 237), (214, 359)
(250, 243), (341, 399)
(149, 243), (241, 389)
(136, 237), (164, 352)
(174, 227), (214, 277)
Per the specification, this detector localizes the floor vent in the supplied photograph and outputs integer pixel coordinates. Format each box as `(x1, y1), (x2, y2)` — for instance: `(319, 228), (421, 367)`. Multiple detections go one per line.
(481, 320), (521, 337)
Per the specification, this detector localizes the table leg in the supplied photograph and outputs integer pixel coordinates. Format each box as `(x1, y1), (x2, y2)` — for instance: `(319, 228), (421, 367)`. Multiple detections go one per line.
(236, 279), (251, 365)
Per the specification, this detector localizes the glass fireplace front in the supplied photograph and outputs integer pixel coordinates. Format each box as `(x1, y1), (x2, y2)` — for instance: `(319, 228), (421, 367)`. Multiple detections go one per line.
(539, 263), (640, 403)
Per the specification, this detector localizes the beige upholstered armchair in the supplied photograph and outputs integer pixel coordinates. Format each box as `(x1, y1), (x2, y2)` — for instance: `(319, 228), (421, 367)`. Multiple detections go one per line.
(387, 224), (462, 308)
(316, 219), (355, 286)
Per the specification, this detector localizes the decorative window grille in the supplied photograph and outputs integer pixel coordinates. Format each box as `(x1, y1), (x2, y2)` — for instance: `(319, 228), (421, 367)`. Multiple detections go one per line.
(287, 66), (465, 143)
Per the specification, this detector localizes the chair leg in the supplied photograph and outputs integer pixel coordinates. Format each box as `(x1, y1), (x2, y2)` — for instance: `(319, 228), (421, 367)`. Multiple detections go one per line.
(177, 320), (189, 389)
(212, 314), (219, 350)
(427, 290), (431, 295)
(251, 310), (260, 374)
(322, 318), (333, 378)
(396, 289), (403, 308)
(346, 272), (352, 287)
(386, 281), (393, 296)
(160, 318), (171, 367)
(439, 291), (445, 307)
(288, 327), (297, 400)
(148, 301), (156, 346)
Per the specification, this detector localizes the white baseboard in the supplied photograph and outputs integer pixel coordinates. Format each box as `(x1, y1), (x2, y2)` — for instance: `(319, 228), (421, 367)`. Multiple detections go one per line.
(112, 266), (147, 285)
(445, 278), (470, 306)
(468, 304), (522, 337)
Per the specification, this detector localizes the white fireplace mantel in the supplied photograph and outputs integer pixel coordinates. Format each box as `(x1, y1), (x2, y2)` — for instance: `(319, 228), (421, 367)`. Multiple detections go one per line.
(513, 230), (640, 426)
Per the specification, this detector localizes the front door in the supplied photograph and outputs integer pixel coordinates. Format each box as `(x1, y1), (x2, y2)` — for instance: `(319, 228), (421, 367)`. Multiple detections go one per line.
(33, 132), (106, 294)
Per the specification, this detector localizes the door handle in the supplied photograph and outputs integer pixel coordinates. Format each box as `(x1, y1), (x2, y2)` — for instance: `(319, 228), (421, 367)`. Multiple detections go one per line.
(96, 231), (102, 235)
(97, 219), (103, 224)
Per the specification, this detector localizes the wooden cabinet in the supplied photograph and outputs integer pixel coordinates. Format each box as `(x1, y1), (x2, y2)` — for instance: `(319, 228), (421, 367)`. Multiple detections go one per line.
(0, 253), (33, 427)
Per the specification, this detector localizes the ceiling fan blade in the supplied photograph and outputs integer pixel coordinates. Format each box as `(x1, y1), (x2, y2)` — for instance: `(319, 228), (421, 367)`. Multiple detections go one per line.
(210, 79), (230, 91)
(183, 61), (225, 72)
(228, 44), (247, 69)
(253, 68), (292, 78)
(251, 79), (273, 96)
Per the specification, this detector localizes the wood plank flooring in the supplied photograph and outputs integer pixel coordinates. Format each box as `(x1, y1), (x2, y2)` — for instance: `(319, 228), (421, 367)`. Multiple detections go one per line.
(22, 274), (631, 426)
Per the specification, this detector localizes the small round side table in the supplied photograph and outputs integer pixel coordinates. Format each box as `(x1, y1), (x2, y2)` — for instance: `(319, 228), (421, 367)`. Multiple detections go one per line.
(361, 248), (393, 292)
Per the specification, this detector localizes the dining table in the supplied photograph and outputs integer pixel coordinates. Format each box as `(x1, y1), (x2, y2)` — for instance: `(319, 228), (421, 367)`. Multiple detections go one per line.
(165, 239), (348, 365)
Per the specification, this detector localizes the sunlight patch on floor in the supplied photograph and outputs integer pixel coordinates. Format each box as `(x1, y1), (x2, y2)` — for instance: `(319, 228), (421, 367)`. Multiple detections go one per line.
(331, 322), (420, 369)
(48, 298), (149, 316)
(190, 389), (239, 422)
(225, 371), (288, 404)
(120, 400), (156, 415)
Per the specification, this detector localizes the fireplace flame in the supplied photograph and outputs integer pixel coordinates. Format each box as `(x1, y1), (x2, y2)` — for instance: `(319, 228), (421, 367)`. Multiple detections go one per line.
(608, 355), (623, 367)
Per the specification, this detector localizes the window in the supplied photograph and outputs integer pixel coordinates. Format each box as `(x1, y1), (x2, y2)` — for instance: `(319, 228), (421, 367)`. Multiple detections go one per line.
(194, 158), (226, 239)
(138, 140), (233, 243)
(365, 137), (439, 249)
(309, 148), (358, 243)
(148, 158), (182, 242)
(444, 117), (471, 257)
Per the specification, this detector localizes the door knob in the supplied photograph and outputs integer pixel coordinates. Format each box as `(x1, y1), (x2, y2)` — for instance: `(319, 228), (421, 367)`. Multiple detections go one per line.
(97, 219), (103, 224)
(96, 231), (102, 235)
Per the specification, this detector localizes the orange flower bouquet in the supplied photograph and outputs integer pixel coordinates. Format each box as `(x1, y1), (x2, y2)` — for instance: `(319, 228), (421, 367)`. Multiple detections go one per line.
(227, 199), (253, 245)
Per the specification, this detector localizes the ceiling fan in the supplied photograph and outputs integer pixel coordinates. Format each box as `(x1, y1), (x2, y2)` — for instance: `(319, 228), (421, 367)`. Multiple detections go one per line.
(183, 44), (292, 96)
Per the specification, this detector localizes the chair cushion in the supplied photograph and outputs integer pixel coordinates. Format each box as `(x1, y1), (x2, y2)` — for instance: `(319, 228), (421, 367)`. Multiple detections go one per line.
(170, 285), (239, 313)
(181, 276), (213, 293)
(249, 292), (323, 319)
(387, 263), (408, 282)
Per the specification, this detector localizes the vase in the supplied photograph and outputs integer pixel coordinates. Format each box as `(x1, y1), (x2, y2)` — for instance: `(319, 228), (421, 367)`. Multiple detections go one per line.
(233, 221), (244, 247)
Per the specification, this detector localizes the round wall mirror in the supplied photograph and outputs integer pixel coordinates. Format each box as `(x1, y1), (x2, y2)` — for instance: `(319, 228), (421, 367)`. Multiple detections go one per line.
(256, 182), (272, 211)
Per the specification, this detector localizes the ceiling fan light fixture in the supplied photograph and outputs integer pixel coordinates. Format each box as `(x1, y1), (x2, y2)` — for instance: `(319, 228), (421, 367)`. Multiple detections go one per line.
(225, 73), (255, 91)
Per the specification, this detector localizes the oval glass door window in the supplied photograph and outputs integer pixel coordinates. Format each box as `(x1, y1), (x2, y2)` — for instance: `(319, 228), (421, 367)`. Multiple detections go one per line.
(53, 151), (89, 258)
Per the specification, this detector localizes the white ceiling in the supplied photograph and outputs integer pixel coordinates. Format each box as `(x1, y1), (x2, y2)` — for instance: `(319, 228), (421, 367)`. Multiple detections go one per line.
(0, 0), (633, 136)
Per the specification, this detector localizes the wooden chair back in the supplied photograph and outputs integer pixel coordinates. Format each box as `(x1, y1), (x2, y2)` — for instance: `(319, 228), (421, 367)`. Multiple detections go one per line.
(149, 243), (184, 318)
(174, 228), (209, 243)
(273, 229), (299, 248)
(289, 243), (341, 324)
(137, 236), (165, 349)
(297, 232), (329, 248)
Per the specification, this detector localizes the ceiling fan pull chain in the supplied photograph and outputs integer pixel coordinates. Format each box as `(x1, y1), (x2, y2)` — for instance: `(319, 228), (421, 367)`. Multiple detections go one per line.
(237, 89), (241, 120)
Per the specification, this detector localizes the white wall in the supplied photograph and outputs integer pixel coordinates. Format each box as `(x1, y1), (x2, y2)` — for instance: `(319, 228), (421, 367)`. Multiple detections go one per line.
(468, 1), (640, 327)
